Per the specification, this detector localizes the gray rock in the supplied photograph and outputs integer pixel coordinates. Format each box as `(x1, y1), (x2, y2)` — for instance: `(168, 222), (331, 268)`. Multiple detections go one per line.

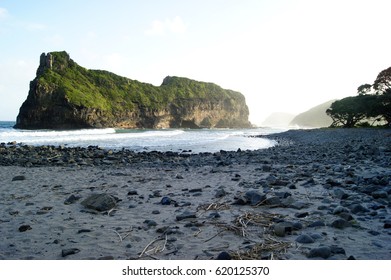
(61, 248), (80, 257)
(144, 220), (157, 227)
(330, 218), (350, 229)
(296, 234), (315, 244)
(18, 225), (32, 232)
(64, 194), (81, 205)
(371, 190), (388, 199)
(176, 211), (196, 221)
(350, 203), (369, 214)
(244, 190), (266, 206)
(233, 196), (248, 205)
(12, 175), (26, 181)
(264, 196), (281, 206)
(81, 193), (117, 212)
(215, 189), (227, 198)
(127, 190), (138, 196)
(274, 222), (293, 237)
(333, 206), (349, 215)
(308, 246), (331, 259)
(308, 221), (325, 228)
(330, 245), (346, 255)
(216, 251), (232, 260)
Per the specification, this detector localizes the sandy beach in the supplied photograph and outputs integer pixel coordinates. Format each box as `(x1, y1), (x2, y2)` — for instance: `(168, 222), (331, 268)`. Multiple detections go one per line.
(1, 128), (390, 260)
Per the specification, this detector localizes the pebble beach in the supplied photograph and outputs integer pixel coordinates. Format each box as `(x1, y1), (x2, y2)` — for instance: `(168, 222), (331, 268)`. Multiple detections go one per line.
(1, 128), (390, 260)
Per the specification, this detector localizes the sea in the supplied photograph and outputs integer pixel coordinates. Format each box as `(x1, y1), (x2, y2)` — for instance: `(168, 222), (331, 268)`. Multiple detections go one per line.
(0, 121), (287, 153)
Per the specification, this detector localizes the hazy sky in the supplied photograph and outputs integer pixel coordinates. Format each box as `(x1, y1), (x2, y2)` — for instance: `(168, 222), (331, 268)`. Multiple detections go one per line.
(1, 0), (391, 125)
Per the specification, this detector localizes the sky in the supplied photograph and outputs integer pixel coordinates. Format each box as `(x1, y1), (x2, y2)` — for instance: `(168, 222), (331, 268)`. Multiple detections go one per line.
(1, 0), (391, 125)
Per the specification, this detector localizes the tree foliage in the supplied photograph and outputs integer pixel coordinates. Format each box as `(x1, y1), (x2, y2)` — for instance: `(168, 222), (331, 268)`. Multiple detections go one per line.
(326, 84), (390, 127)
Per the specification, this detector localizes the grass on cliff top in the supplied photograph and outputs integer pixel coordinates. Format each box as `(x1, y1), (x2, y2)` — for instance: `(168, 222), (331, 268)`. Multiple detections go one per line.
(38, 51), (244, 112)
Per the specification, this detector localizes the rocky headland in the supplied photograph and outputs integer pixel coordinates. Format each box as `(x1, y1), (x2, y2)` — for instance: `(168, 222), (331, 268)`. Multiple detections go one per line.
(14, 51), (251, 130)
(0, 128), (390, 260)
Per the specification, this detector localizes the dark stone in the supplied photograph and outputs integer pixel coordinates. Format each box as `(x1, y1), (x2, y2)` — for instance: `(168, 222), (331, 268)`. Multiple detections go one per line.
(330, 218), (350, 229)
(295, 234), (314, 244)
(152, 210), (160, 215)
(232, 196), (248, 205)
(308, 221), (326, 228)
(18, 225), (32, 232)
(127, 190), (138, 196)
(208, 212), (221, 219)
(371, 190), (388, 199)
(189, 188), (203, 193)
(98, 256), (115, 260)
(81, 193), (117, 212)
(161, 197), (172, 205)
(275, 192), (292, 199)
(144, 220), (157, 227)
(61, 248), (80, 257)
(264, 196), (281, 206)
(215, 189), (227, 198)
(333, 206), (349, 215)
(330, 245), (346, 255)
(64, 194), (81, 205)
(244, 190), (266, 206)
(308, 246), (331, 259)
(274, 222), (293, 237)
(176, 211), (196, 221)
(368, 230), (380, 236)
(216, 252), (232, 260)
(350, 204), (369, 214)
(77, 229), (92, 234)
(12, 175), (26, 181)
(292, 222), (303, 230)
(295, 212), (309, 218)
(384, 221), (391, 229)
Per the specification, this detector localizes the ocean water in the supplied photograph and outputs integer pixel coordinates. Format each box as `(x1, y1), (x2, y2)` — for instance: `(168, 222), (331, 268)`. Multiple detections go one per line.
(0, 121), (286, 153)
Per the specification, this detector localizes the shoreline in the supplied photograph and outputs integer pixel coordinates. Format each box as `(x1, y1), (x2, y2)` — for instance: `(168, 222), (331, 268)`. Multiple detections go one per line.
(1, 128), (390, 260)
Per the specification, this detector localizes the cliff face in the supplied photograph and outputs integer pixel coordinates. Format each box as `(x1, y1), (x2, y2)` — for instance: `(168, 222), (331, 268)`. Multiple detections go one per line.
(15, 51), (251, 129)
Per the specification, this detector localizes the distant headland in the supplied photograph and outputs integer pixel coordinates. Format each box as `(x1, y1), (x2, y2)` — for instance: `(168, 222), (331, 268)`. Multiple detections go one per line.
(14, 51), (251, 130)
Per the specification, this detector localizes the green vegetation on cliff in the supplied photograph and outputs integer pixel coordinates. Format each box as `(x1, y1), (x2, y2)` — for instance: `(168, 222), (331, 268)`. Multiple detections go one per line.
(38, 51), (243, 112)
(15, 51), (250, 129)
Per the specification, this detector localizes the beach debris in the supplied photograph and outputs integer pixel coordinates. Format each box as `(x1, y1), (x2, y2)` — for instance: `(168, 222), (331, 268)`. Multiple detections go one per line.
(229, 236), (291, 260)
(197, 202), (230, 212)
(81, 193), (117, 212)
(139, 234), (168, 258)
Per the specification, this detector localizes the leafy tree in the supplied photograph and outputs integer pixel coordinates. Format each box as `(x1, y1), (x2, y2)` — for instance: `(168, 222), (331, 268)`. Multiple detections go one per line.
(326, 95), (377, 127)
(376, 89), (391, 125)
(357, 84), (372, 95)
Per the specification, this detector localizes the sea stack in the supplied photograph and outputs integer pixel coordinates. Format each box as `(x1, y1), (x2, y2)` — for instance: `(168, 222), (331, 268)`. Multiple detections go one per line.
(14, 51), (251, 129)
